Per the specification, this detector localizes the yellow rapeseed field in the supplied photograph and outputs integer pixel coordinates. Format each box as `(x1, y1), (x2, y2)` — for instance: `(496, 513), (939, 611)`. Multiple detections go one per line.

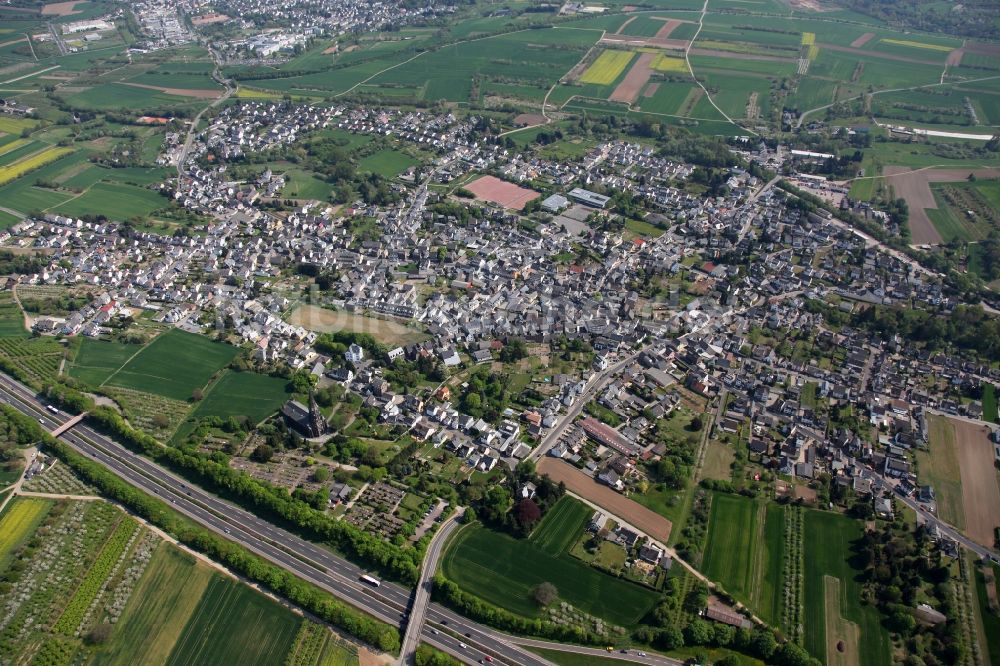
(0, 146), (73, 186)
(0, 498), (50, 562)
(0, 138), (30, 159)
(801, 32), (815, 46)
(0, 117), (36, 135)
(580, 50), (635, 85)
(807, 45), (820, 60)
(651, 54), (688, 73)
(881, 38), (954, 52)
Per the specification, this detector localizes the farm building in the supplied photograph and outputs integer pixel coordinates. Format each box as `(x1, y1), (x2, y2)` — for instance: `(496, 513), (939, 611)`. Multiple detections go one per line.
(705, 605), (752, 629)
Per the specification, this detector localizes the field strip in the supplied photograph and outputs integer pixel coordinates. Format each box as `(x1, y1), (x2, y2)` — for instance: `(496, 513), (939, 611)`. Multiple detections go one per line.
(797, 72), (1000, 128)
(748, 501), (767, 610)
(334, 27), (538, 99)
(499, 28), (607, 137)
(824, 576), (860, 666)
(0, 64), (60, 85)
(683, 0), (755, 135)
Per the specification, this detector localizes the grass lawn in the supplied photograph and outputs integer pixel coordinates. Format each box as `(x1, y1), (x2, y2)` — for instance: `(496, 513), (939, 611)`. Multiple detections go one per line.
(357, 149), (418, 177)
(442, 522), (659, 627)
(982, 383), (999, 424)
(915, 415), (965, 529)
(701, 493), (784, 625)
(700, 439), (734, 481)
(166, 572), (301, 666)
(802, 510), (891, 666)
(528, 496), (592, 557)
(103, 328), (238, 401)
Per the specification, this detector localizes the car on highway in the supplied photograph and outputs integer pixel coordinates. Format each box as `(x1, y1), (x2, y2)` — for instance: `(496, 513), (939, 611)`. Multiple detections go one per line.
(459, 643), (467, 650)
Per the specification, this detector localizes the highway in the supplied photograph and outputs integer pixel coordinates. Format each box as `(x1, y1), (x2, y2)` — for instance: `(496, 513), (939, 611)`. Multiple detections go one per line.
(400, 513), (463, 664)
(0, 372), (553, 666)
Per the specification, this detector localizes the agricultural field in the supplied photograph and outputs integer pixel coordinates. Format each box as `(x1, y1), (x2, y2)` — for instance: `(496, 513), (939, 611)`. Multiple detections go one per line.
(287, 304), (428, 346)
(0, 335), (68, 386)
(102, 328), (238, 401)
(925, 179), (1000, 243)
(0, 497), (52, 566)
(0, 494), (334, 666)
(0, 145), (73, 186)
(701, 493), (785, 626)
(580, 50), (635, 86)
(69, 338), (143, 386)
(192, 370), (290, 423)
(528, 496), (592, 556)
(973, 562), (1000, 666)
(50, 181), (170, 220)
(441, 500), (659, 627)
(165, 574), (301, 665)
(802, 511), (891, 666)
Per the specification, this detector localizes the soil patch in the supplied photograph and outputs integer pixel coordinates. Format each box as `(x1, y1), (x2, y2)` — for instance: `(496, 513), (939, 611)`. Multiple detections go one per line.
(287, 304), (427, 346)
(191, 13), (230, 26)
(41, 1), (82, 16)
(537, 457), (672, 543)
(689, 47), (797, 62)
(513, 113), (547, 126)
(850, 32), (875, 48)
(611, 51), (655, 104)
(945, 48), (964, 67)
(951, 418), (1000, 548)
(884, 167), (1000, 245)
(122, 82), (222, 99)
(654, 19), (684, 40)
(643, 82), (659, 98)
(600, 33), (689, 51)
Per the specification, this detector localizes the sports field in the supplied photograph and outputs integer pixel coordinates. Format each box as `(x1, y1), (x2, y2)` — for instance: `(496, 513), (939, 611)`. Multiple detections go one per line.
(701, 494), (785, 625)
(803, 511), (890, 666)
(102, 328), (238, 401)
(442, 504), (658, 627)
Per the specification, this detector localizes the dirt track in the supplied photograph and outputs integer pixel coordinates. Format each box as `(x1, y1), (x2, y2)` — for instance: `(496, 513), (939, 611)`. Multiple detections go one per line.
(654, 19), (684, 40)
(819, 43), (940, 66)
(537, 457), (672, 543)
(884, 167), (1000, 244)
(952, 419), (1000, 548)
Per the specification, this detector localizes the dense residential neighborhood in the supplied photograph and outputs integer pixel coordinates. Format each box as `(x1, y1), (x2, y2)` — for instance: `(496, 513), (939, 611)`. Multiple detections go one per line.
(0, 1), (998, 664)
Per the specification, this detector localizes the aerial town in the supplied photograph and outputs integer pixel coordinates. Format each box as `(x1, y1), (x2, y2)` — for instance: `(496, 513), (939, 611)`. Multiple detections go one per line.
(0, 0), (998, 665)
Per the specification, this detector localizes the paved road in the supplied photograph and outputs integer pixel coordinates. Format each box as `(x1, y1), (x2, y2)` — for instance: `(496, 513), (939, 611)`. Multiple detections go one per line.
(0, 373), (568, 666)
(175, 45), (234, 179)
(400, 513), (462, 664)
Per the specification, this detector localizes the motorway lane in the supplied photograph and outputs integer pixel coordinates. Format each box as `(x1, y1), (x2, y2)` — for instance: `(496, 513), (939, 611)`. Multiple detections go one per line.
(0, 374), (554, 666)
